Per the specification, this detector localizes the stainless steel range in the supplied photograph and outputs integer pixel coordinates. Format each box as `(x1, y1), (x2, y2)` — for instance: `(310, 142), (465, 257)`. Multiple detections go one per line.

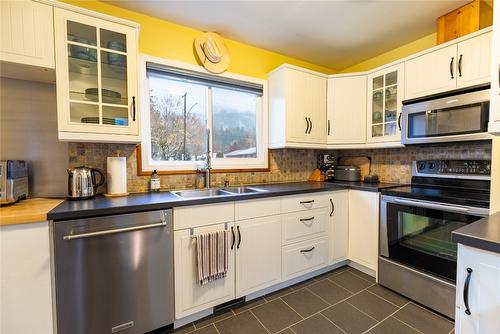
(379, 159), (491, 319)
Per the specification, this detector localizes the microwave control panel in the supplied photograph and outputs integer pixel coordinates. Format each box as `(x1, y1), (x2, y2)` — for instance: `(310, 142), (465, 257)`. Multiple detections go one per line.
(415, 160), (491, 176)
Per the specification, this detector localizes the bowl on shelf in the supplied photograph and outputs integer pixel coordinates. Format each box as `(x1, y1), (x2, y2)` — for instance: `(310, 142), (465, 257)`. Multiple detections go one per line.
(85, 88), (122, 104)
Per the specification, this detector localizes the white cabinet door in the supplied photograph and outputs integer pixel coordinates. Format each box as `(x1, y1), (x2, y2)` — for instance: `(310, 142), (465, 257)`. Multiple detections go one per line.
(329, 190), (349, 264)
(286, 68), (327, 144)
(0, 222), (54, 334)
(405, 45), (457, 99)
(174, 223), (235, 319)
(235, 216), (282, 298)
(489, 2), (500, 133)
(367, 63), (404, 143)
(54, 8), (140, 143)
(282, 208), (328, 245)
(0, 0), (54, 69)
(457, 32), (492, 89)
(348, 190), (379, 271)
(282, 236), (329, 280)
(327, 75), (367, 144)
(455, 245), (500, 334)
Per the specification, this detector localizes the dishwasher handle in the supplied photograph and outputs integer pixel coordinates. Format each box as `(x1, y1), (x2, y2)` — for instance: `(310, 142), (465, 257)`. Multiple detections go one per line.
(63, 221), (167, 241)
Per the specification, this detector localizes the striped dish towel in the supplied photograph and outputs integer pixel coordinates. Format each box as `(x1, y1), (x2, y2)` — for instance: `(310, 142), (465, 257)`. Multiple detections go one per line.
(195, 230), (230, 286)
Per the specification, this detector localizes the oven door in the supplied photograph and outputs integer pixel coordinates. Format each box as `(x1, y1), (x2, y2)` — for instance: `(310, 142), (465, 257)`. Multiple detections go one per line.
(380, 196), (489, 283)
(401, 88), (490, 144)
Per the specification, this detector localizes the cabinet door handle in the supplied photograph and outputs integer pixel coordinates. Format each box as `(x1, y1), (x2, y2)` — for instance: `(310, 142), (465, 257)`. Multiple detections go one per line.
(237, 225), (241, 249)
(458, 54), (463, 77)
(327, 119), (331, 136)
(463, 267), (473, 315)
(300, 216), (315, 222)
(330, 198), (334, 216)
(231, 226), (235, 250)
(300, 200), (315, 205)
(450, 57), (454, 79)
(308, 117), (313, 133)
(132, 96), (136, 122)
(305, 117), (309, 134)
(398, 113), (402, 131)
(300, 246), (315, 253)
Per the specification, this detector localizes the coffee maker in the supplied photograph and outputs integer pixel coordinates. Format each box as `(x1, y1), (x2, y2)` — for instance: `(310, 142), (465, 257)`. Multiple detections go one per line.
(317, 154), (336, 181)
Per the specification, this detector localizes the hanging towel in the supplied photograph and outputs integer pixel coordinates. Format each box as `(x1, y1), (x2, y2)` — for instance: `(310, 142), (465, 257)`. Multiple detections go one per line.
(195, 230), (230, 285)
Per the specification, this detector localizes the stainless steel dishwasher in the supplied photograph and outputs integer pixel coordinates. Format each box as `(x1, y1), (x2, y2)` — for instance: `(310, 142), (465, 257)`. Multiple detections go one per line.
(52, 210), (174, 334)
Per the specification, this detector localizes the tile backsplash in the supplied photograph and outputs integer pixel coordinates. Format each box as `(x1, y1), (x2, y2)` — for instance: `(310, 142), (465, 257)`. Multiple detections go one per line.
(68, 141), (492, 193)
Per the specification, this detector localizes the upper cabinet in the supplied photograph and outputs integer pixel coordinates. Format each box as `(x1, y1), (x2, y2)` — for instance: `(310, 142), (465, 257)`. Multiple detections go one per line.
(327, 74), (367, 144)
(269, 65), (327, 148)
(367, 63), (404, 143)
(405, 30), (492, 100)
(489, 2), (500, 134)
(0, 0), (54, 69)
(54, 8), (140, 143)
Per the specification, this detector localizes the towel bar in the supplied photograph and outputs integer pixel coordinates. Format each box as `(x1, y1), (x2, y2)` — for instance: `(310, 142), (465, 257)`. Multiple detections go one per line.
(190, 222), (229, 238)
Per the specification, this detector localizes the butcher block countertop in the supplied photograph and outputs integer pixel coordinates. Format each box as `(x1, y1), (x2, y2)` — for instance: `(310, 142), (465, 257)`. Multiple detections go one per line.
(0, 198), (64, 226)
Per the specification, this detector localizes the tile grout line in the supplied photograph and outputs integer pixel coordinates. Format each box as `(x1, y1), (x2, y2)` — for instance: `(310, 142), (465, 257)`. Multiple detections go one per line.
(249, 309), (272, 334)
(345, 299), (381, 323)
(318, 312), (349, 334)
(404, 301), (455, 325)
(393, 302), (455, 333)
(193, 309), (235, 330)
(278, 296), (305, 320)
(360, 300), (426, 334)
(348, 270), (377, 284)
(363, 287), (408, 308)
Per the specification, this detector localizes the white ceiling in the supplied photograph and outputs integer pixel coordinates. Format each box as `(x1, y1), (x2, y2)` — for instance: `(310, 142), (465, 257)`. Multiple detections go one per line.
(105, 0), (469, 71)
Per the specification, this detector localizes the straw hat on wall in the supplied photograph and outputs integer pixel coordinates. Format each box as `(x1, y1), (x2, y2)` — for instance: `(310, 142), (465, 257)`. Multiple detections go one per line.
(194, 32), (230, 74)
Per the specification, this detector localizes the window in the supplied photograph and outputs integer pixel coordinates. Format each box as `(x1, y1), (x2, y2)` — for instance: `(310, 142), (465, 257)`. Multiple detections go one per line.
(140, 57), (268, 172)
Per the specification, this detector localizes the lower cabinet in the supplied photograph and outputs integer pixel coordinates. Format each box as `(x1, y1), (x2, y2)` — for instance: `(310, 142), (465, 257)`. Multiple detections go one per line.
(235, 216), (282, 298)
(455, 244), (500, 334)
(329, 190), (349, 264)
(282, 236), (329, 281)
(348, 190), (379, 272)
(174, 223), (236, 319)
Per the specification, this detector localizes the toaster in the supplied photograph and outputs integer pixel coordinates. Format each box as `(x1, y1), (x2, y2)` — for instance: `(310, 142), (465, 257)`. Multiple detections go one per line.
(0, 160), (29, 205)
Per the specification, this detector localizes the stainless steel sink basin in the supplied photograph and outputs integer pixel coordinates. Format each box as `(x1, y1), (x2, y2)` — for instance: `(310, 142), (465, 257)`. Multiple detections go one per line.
(222, 186), (267, 194)
(172, 188), (232, 199)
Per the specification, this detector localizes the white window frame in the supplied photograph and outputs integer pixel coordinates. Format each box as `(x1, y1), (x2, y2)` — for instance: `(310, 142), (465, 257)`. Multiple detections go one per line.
(139, 54), (268, 172)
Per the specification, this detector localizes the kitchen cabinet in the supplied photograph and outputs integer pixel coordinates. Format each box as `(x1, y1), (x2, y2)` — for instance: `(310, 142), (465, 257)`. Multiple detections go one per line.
(269, 64), (327, 148)
(174, 222), (236, 319)
(489, 1), (500, 134)
(54, 8), (140, 143)
(455, 244), (500, 334)
(348, 190), (379, 272)
(235, 215), (282, 298)
(0, 0), (54, 69)
(327, 74), (367, 144)
(329, 190), (349, 264)
(0, 221), (54, 334)
(405, 30), (492, 100)
(367, 63), (404, 143)
(282, 236), (329, 280)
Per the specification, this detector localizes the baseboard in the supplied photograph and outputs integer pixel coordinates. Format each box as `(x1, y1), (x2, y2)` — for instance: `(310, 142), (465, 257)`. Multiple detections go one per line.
(347, 261), (377, 280)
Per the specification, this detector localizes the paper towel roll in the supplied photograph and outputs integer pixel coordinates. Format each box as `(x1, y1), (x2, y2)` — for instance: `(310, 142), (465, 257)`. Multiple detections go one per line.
(107, 157), (127, 195)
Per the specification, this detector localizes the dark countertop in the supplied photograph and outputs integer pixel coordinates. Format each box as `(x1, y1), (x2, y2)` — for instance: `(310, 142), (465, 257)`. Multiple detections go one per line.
(326, 180), (400, 192)
(48, 181), (400, 221)
(452, 211), (500, 255)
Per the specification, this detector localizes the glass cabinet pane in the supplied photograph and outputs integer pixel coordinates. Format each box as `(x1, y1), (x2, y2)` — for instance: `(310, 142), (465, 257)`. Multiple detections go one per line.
(385, 86), (397, 122)
(372, 90), (383, 123)
(372, 124), (383, 137)
(101, 51), (128, 106)
(67, 21), (97, 46)
(70, 102), (99, 124)
(385, 71), (397, 86)
(68, 45), (98, 102)
(373, 75), (383, 90)
(103, 106), (129, 126)
(385, 122), (396, 136)
(100, 29), (127, 52)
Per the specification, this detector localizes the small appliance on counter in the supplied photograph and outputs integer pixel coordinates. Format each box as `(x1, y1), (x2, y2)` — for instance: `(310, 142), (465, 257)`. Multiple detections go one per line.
(0, 160), (28, 205)
(333, 165), (361, 182)
(67, 166), (105, 200)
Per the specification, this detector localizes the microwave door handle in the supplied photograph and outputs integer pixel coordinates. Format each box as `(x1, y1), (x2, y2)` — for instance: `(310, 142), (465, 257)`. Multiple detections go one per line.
(393, 198), (470, 214)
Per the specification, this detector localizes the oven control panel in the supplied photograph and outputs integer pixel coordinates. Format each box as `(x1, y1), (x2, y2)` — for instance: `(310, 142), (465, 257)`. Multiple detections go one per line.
(415, 160), (491, 175)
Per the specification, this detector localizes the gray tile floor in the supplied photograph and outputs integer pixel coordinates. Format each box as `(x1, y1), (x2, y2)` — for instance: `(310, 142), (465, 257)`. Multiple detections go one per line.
(173, 266), (455, 334)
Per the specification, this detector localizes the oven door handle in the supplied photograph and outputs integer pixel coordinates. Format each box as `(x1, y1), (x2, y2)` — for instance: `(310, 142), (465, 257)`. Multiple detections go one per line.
(393, 198), (470, 214)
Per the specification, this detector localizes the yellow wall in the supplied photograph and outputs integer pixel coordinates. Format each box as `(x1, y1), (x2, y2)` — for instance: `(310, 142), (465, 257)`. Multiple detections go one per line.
(63, 0), (335, 78)
(491, 137), (500, 213)
(341, 33), (437, 73)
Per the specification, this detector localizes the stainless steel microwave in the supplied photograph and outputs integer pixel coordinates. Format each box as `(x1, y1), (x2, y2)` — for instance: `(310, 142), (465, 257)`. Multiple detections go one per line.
(401, 85), (491, 144)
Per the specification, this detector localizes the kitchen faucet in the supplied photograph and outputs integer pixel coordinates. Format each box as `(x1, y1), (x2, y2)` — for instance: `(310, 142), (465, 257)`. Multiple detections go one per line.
(197, 129), (211, 188)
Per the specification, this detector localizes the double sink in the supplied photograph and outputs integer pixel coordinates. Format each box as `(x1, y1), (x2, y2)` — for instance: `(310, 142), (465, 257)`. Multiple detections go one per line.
(172, 186), (268, 199)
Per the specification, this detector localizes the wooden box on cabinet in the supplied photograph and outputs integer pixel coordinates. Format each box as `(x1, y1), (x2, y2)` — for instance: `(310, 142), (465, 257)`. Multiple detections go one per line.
(54, 8), (140, 143)
(269, 64), (327, 148)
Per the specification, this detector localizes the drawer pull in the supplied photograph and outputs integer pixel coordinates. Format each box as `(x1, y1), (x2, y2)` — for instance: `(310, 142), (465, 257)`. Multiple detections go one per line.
(300, 217), (315, 222)
(300, 246), (315, 253)
(300, 200), (315, 205)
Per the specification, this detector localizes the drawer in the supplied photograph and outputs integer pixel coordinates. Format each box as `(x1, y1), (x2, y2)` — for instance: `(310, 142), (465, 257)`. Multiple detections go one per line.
(282, 208), (328, 245)
(282, 237), (329, 281)
(235, 197), (281, 221)
(173, 202), (234, 230)
(281, 192), (329, 213)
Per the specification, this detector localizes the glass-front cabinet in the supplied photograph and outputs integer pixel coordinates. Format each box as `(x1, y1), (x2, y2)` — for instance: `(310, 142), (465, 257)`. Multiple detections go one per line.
(54, 8), (139, 142)
(367, 63), (404, 143)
